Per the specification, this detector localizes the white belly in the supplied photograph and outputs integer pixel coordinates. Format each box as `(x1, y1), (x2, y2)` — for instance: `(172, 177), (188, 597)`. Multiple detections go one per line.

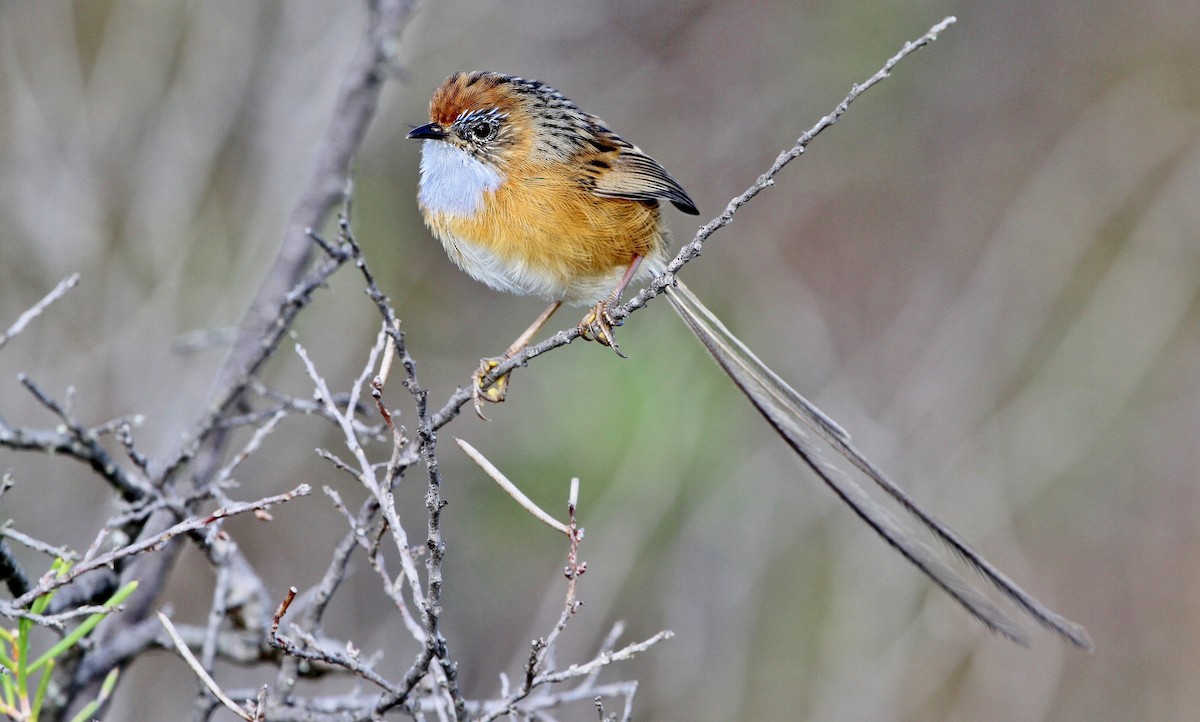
(436, 228), (632, 305)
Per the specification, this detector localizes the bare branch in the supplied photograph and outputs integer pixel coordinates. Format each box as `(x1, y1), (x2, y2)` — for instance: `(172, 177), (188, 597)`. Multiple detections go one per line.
(2, 375), (151, 501)
(159, 611), (255, 721)
(0, 272), (80, 352)
(269, 588), (401, 695)
(215, 409), (288, 486)
(456, 438), (572, 536)
(535, 631), (674, 687)
(6, 485), (311, 611)
(626, 16), (962, 318)
(0, 525), (77, 561)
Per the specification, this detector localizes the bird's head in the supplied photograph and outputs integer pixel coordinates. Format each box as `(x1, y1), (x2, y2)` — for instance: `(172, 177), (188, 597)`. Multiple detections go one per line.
(408, 71), (601, 171)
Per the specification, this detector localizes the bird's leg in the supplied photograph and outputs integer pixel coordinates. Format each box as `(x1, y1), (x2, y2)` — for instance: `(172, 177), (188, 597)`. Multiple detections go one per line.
(578, 254), (643, 358)
(474, 300), (563, 417)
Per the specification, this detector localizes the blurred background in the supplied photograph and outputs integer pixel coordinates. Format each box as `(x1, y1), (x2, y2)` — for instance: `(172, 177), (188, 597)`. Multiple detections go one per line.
(2, 1), (1198, 720)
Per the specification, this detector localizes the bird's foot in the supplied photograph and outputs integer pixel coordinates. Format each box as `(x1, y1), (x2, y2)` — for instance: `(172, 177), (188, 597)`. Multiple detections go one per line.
(577, 300), (627, 358)
(472, 356), (511, 420)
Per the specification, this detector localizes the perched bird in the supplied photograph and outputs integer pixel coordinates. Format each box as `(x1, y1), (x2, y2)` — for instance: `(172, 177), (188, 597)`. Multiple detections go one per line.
(408, 70), (1091, 649)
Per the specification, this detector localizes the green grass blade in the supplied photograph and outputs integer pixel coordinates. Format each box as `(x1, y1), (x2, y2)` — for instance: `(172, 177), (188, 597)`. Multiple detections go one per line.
(29, 581), (139, 673)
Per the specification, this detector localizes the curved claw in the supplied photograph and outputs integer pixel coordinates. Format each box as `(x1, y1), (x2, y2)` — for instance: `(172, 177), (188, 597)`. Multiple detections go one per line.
(472, 357), (511, 420)
(577, 301), (627, 359)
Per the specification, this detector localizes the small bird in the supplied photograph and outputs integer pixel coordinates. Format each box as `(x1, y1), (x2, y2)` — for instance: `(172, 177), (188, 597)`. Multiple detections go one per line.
(408, 71), (1091, 649)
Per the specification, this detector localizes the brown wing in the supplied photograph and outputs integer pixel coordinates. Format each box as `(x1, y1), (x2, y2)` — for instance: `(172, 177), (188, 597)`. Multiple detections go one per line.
(583, 125), (699, 215)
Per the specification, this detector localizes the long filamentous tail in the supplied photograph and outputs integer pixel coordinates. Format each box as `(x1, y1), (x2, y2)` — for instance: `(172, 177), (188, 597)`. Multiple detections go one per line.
(659, 276), (1092, 649)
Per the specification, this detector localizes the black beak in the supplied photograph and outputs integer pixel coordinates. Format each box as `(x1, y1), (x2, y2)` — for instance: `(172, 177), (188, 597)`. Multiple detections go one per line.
(407, 122), (448, 140)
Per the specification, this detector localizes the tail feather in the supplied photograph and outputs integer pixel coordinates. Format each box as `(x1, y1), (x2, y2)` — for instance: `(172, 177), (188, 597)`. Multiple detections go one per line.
(660, 278), (1092, 650)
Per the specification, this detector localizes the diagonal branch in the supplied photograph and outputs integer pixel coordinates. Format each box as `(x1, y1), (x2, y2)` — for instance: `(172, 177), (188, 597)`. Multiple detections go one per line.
(0, 273), (80, 352)
(4, 485), (311, 612)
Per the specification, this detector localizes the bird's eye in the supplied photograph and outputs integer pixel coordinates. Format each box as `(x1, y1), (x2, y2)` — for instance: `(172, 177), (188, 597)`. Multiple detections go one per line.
(469, 121), (496, 142)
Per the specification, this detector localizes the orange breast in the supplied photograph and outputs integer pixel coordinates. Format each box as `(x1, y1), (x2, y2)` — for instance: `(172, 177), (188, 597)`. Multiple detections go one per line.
(424, 168), (667, 304)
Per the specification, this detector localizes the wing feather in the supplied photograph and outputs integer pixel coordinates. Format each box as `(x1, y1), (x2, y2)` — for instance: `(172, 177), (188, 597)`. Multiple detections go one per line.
(589, 141), (699, 215)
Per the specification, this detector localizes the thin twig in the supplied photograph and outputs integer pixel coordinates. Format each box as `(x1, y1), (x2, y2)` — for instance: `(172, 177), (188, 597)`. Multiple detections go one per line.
(534, 631), (674, 686)
(456, 439), (571, 535)
(621, 16), (960, 319)
(7, 485), (311, 610)
(0, 273), (80, 352)
(0, 603), (124, 630)
(269, 588), (401, 695)
(215, 410), (288, 486)
(192, 556), (234, 721)
(159, 611), (254, 721)
(0, 526), (76, 562)
(5, 375), (150, 501)
(478, 629), (672, 722)
(116, 421), (153, 477)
